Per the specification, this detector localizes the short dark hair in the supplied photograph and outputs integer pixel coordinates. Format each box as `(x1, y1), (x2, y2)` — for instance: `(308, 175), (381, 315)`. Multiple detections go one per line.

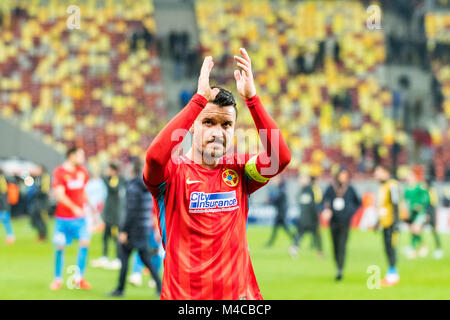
(210, 86), (238, 119)
(108, 162), (119, 173)
(66, 146), (79, 159)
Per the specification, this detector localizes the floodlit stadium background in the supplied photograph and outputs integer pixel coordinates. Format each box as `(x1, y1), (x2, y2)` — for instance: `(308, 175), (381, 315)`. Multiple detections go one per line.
(0, 0), (449, 299)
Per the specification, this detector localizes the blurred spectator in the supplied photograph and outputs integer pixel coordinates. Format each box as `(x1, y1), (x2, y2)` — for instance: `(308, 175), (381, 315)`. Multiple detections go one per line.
(130, 25), (153, 52)
(290, 174), (323, 258)
(92, 162), (125, 270)
(0, 169), (14, 244)
(322, 168), (361, 281)
(109, 159), (162, 298)
(30, 165), (51, 242)
(265, 176), (294, 247)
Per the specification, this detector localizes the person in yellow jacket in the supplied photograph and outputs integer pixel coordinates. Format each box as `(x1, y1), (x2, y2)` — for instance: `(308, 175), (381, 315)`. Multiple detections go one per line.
(374, 164), (400, 286)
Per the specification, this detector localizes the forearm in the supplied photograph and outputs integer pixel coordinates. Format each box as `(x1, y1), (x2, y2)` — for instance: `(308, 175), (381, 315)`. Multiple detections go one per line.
(246, 95), (291, 178)
(143, 93), (208, 186)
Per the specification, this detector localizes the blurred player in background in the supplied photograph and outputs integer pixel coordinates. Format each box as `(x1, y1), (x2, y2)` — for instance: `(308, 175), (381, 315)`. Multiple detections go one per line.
(143, 50), (291, 299)
(322, 168), (361, 281)
(30, 165), (50, 242)
(290, 174), (323, 258)
(265, 175), (294, 247)
(0, 169), (14, 244)
(374, 164), (400, 286)
(129, 210), (163, 288)
(404, 170), (430, 259)
(423, 179), (443, 259)
(92, 162), (124, 270)
(109, 158), (162, 298)
(50, 147), (92, 290)
(85, 169), (107, 233)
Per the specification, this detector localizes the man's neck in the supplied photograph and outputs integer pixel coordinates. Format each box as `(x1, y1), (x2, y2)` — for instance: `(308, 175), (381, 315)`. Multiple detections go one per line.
(62, 161), (76, 172)
(185, 148), (220, 170)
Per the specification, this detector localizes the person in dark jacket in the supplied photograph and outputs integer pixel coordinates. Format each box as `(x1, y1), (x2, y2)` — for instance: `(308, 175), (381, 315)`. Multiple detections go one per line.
(30, 165), (50, 241)
(109, 159), (162, 297)
(265, 175), (294, 247)
(290, 174), (323, 258)
(101, 163), (125, 269)
(92, 163), (124, 269)
(322, 168), (361, 281)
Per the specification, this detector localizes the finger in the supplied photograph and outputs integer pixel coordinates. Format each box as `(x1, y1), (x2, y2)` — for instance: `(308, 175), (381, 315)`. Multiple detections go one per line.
(234, 70), (241, 82)
(207, 60), (214, 74)
(234, 55), (250, 68)
(237, 62), (250, 74)
(200, 56), (213, 76)
(240, 48), (251, 64)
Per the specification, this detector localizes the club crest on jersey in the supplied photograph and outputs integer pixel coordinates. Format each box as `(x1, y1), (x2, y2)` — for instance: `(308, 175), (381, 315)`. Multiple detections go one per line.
(189, 191), (238, 213)
(222, 169), (239, 187)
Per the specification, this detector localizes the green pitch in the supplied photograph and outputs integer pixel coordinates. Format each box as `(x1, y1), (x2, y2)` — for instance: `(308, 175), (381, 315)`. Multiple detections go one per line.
(1, 218), (449, 299)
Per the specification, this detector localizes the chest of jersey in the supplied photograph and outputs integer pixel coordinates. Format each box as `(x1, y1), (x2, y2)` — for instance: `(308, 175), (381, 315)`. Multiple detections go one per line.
(179, 165), (244, 216)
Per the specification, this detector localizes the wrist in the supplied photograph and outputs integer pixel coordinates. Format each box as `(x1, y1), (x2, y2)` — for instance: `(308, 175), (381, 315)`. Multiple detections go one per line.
(193, 93), (209, 106)
(244, 93), (259, 107)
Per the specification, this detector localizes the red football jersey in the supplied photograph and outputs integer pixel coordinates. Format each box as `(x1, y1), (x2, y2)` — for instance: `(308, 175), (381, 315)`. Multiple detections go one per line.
(147, 153), (268, 300)
(52, 165), (89, 219)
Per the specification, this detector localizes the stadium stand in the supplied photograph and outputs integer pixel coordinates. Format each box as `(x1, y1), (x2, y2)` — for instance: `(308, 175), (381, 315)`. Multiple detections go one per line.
(0, 0), (167, 171)
(425, 12), (450, 181)
(195, 0), (409, 178)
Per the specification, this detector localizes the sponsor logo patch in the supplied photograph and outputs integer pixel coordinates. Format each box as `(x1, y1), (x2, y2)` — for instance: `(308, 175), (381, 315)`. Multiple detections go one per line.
(189, 191), (238, 213)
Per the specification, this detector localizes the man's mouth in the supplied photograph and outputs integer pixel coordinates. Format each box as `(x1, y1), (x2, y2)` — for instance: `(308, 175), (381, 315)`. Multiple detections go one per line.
(208, 140), (224, 146)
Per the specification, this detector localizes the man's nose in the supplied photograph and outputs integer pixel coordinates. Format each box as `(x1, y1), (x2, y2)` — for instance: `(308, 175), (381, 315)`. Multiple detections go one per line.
(210, 126), (225, 137)
(209, 128), (225, 142)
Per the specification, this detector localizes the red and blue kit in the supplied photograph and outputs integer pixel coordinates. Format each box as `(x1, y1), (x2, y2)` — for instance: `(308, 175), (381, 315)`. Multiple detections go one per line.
(52, 165), (89, 219)
(144, 93), (291, 300)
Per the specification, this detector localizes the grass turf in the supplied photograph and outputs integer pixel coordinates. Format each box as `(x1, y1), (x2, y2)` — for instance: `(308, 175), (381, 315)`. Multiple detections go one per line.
(1, 218), (449, 299)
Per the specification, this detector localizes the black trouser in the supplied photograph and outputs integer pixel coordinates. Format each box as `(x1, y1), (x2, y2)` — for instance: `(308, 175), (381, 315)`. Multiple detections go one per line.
(427, 206), (441, 249)
(383, 226), (397, 268)
(116, 243), (162, 294)
(330, 223), (350, 272)
(267, 218), (293, 246)
(103, 223), (120, 258)
(293, 223), (322, 251)
(31, 208), (47, 239)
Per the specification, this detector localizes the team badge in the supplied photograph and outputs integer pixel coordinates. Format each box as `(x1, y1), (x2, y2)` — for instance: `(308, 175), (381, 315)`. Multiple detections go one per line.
(222, 169), (239, 187)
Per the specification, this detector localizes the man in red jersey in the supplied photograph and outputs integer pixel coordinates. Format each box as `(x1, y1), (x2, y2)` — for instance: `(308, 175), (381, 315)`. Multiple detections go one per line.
(50, 147), (92, 291)
(143, 48), (291, 300)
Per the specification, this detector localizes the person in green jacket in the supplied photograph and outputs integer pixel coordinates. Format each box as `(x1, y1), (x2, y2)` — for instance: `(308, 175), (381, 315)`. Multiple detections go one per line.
(404, 172), (430, 259)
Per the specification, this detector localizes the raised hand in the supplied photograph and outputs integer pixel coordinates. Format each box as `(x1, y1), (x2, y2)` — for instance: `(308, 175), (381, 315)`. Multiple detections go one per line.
(233, 48), (257, 99)
(197, 56), (219, 101)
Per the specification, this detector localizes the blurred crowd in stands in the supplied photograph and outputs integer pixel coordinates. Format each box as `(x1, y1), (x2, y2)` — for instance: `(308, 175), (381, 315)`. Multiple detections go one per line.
(0, 0), (448, 181)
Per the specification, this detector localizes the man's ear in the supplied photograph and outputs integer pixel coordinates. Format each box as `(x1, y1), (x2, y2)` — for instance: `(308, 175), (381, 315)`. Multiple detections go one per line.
(189, 124), (194, 134)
